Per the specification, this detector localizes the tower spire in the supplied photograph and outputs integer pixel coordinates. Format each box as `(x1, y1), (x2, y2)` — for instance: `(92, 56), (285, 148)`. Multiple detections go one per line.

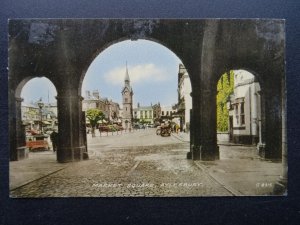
(125, 61), (130, 83)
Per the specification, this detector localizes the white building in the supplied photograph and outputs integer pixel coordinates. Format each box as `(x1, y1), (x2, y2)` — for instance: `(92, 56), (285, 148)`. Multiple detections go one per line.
(160, 105), (176, 118)
(160, 105), (179, 125)
(177, 64), (192, 132)
(228, 70), (261, 144)
(133, 104), (154, 124)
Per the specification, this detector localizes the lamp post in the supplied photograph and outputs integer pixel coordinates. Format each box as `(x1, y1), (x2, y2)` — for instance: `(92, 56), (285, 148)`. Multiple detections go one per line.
(37, 98), (44, 134)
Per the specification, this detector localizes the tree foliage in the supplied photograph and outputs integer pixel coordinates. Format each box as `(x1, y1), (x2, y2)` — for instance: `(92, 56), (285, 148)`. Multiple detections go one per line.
(86, 108), (105, 128)
(216, 71), (234, 132)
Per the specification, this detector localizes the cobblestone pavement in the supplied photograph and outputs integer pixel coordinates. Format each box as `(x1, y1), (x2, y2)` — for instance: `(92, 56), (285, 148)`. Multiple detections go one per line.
(10, 129), (233, 197)
(11, 129), (282, 197)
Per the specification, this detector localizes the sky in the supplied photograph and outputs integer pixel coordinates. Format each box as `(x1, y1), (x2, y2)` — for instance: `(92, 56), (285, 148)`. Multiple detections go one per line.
(21, 77), (57, 104)
(21, 40), (182, 107)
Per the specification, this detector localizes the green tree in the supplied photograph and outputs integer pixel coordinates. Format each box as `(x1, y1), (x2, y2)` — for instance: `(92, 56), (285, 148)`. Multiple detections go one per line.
(216, 71), (234, 132)
(86, 108), (105, 137)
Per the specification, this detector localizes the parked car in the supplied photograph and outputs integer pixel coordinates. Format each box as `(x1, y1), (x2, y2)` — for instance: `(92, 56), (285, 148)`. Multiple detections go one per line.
(133, 124), (140, 129)
(134, 124), (145, 129)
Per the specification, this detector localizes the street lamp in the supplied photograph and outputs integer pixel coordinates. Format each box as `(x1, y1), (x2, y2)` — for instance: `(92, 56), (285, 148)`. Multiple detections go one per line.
(37, 98), (44, 134)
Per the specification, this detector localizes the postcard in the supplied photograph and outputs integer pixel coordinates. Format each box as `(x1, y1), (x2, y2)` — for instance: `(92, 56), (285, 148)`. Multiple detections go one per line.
(8, 18), (287, 197)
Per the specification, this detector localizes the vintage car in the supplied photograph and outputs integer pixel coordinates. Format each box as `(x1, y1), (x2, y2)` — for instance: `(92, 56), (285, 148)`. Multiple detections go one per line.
(26, 134), (50, 151)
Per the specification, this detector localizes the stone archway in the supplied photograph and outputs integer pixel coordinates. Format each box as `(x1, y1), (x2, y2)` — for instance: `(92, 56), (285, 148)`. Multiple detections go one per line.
(215, 70), (264, 147)
(10, 76), (58, 160)
(8, 19), (285, 164)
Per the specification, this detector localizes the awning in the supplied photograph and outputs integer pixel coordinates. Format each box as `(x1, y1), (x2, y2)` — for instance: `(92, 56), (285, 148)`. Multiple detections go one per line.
(42, 121), (51, 125)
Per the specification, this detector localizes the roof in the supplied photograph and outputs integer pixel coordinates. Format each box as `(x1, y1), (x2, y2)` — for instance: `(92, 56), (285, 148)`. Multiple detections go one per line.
(133, 106), (153, 111)
(22, 102), (38, 108)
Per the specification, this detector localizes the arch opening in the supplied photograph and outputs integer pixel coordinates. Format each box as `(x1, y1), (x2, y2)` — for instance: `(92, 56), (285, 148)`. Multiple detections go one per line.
(18, 77), (58, 155)
(80, 39), (193, 157)
(216, 69), (265, 158)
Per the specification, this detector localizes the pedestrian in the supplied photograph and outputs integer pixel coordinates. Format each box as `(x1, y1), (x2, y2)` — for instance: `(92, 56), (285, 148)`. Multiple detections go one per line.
(176, 124), (180, 134)
(50, 130), (58, 152)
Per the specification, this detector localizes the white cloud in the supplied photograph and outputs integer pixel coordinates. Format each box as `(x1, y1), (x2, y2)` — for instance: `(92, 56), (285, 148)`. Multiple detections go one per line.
(104, 64), (169, 86)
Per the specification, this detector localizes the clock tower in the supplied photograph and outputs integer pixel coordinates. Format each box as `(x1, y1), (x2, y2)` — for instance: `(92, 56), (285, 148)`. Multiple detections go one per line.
(121, 63), (133, 129)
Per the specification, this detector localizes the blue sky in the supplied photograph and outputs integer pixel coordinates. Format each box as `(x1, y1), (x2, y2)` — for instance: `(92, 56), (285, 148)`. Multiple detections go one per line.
(21, 77), (57, 104)
(21, 40), (182, 107)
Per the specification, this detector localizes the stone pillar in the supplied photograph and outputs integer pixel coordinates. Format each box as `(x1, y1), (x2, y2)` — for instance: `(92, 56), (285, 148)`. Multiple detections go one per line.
(251, 85), (258, 144)
(189, 88), (219, 161)
(187, 108), (193, 159)
(190, 92), (201, 160)
(199, 89), (219, 160)
(273, 74), (287, 195)
(256, 90), (266, 156)
(263, 90), (282, 159)
(56, 94), (87, 163)
(9, 96), (28, 161)
(188, 20), (219, 161)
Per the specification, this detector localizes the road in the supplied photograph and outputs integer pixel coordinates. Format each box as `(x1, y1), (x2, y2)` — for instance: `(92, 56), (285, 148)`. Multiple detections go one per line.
(10, 129), (233, 197)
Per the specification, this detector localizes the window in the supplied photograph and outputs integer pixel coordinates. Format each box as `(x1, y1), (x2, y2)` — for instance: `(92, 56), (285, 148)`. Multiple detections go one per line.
(234, 100), (245, 126)
(125, 98), (128, 103)
(162, 111), (164, 116)
(240, 102), (244, 114)
(240, 102), (245, 125)
(235, 104), (239, 125)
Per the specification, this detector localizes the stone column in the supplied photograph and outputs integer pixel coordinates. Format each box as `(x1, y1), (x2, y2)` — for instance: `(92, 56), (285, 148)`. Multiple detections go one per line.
(263, 90), (282, 159)
(189, 88), (219, 161)
(273, 74), (287, 194)
(189, 20), (220, 161)
(9, 96), (27, 161)
(251, 84), (258, 144)
(187, 106), (194, 159)
(56, 94), (87, 163)
(256, 90), (266, 157)
(199, 89), (219, 160)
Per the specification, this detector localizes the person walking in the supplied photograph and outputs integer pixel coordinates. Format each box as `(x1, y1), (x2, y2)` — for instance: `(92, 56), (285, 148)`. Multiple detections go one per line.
(50, 130), (58, 152)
